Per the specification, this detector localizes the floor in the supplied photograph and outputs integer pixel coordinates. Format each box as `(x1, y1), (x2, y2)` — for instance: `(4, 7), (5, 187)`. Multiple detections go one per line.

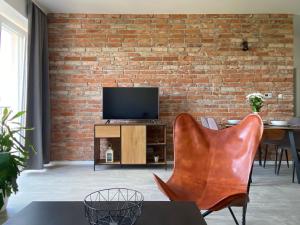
(0, 162), (299, 225)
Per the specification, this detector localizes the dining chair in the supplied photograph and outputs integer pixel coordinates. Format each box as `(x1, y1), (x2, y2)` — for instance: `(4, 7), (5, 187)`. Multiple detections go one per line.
(200, 117), (219, 130)
(262, 130), (289, 174)
(276, 118), (300, 182)
(272, 132), (300, 182)
(154, 113), (263, 225)
(289, 117), (300, 126)
(207, 117), (219, 130)
(200, 117), (209, 129)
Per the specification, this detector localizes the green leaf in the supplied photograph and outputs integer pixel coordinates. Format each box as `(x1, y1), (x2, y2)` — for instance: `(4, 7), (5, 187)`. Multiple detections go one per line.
(1, 108), (12, 124)
(0, 152), (19, 201)
(9, 111), (26, 121)
(0, 152), (19, 178)
(0, 108), (35, 206)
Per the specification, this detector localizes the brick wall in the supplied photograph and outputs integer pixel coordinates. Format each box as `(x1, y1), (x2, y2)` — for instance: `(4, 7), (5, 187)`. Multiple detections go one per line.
(48, 14), (294, 161)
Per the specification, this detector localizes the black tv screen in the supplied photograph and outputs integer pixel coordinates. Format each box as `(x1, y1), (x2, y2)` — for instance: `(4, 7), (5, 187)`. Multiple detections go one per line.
(103, 87), (159, 120)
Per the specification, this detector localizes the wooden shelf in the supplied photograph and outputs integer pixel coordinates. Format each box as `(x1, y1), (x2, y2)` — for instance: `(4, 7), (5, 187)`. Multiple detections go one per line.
(94, 123), (167, 170)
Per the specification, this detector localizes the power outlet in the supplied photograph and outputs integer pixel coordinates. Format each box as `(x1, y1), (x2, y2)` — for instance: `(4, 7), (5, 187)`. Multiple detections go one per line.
(264, 93), (272, 99)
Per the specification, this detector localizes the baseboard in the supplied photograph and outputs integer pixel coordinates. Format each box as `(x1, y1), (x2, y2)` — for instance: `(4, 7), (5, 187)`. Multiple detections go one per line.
(48, 160), (174, 166)
(23, 169), (47, 173)
(47, 161), (94, 166)
(44, 160), (291, 167)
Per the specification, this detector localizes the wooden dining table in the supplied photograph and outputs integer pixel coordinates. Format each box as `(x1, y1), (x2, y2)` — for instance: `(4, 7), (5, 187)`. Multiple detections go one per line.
(225, 124), (300, 184)
(262, 125), (300, 184)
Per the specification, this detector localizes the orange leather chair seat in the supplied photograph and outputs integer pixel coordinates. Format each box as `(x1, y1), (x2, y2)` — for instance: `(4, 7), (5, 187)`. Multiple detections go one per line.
(154, 113), (263, 212)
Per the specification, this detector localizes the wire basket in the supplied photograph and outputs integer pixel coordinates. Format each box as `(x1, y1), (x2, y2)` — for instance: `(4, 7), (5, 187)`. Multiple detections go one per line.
(84, 188), (144, 225)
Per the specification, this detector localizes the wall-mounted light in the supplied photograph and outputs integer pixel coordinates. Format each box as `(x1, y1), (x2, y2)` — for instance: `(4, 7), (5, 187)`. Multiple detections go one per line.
(242, 39), (249, 51)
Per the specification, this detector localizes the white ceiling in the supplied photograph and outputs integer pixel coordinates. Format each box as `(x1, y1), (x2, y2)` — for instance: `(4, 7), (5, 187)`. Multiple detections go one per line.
(35, 0), (300, 14)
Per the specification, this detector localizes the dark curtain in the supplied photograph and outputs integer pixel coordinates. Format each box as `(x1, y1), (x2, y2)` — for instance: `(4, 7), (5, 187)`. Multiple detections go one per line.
(26, 0), (50, 169)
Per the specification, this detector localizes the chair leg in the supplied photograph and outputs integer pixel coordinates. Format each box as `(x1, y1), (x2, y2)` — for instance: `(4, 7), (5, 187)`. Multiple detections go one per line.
(293, 162), (296, 183)
(242, 204), (247, 225)
(202, 210), (212, 217)
(263, 145), (268, 168)
(248, 163), (253, 186)
(228, 207), (239, 225)
(258, 144), (262, 166)
(228, 205), (247, 225)
(285, 149), (289, 168)
(275, 146), (278, 174)
(277, 148), (283, 175)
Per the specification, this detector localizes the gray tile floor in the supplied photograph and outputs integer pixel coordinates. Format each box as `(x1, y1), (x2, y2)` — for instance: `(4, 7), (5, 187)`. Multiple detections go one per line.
(1, 162), (300, 225)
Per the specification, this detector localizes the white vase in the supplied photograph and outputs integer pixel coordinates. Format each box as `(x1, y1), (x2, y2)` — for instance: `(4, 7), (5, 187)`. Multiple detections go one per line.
(0, 194), (9, 212)
(252, 112), (259, 114)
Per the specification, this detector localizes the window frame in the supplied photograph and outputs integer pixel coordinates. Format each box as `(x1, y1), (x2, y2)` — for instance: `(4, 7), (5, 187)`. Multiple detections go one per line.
(0, 15), (28, 122)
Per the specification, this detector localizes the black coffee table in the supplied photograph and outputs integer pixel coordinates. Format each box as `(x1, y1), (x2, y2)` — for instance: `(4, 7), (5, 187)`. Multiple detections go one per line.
(4, 201), (207, 225)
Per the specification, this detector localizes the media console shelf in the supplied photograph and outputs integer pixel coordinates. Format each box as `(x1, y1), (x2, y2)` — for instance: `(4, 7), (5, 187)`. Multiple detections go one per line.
(94, 123), (167, 170)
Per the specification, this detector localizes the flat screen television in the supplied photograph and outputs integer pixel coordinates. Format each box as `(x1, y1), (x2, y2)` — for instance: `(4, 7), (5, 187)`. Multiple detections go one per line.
(102, 87), (159, 120)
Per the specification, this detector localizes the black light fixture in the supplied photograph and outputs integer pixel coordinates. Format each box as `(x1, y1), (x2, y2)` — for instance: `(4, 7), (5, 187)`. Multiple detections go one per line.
(242, 39), (249, 51)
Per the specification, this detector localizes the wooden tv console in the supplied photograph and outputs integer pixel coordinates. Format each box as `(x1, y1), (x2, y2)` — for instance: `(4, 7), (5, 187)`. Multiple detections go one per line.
(94, 123), (167, 170)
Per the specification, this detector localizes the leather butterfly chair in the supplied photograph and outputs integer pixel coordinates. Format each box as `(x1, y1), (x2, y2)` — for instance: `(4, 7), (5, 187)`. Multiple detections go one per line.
(154, 113), (263, 225)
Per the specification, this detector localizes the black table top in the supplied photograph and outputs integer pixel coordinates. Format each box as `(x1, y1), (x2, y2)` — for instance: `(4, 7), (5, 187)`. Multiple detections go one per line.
(4, 201), (207, 225)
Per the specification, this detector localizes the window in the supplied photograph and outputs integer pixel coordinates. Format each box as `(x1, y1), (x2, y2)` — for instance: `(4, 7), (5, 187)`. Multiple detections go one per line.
(0, 16), (27, 115)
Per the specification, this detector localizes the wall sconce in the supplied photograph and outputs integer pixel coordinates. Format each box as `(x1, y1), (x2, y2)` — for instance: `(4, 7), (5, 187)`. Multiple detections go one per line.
(242, 39), (249, 51)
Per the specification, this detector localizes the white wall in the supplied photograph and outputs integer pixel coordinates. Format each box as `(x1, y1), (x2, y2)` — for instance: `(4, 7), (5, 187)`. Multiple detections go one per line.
(0, 0), (27, 30)
(4, 0), (27, 17)
(294, 15), (300, 117)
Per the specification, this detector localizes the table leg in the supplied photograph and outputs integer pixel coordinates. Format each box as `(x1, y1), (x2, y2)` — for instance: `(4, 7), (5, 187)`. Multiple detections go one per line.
(288, 131), (300, 184)
(258, 144), (262, 166)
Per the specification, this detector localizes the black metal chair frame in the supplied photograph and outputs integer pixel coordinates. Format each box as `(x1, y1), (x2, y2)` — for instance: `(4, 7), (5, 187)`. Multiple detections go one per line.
(263, 144), (289, 174)
(200, 166), (253, 225)
(273, 147), (299, 182)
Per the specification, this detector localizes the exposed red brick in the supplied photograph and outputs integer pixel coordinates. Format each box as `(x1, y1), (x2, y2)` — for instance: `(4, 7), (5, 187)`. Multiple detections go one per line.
(81, 57), (97, 61)
(48, 14), (294, 161)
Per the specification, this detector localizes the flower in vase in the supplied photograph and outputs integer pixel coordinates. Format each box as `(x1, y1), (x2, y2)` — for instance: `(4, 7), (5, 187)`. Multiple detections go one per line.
(246, 93), (265, 113)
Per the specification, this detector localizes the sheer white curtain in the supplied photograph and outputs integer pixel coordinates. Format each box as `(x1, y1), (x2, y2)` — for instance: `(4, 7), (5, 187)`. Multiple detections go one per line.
(0, 16), (27, 118)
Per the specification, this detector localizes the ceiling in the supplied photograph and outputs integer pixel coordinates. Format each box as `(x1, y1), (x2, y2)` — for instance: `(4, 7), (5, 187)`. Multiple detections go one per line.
(35, 0), (300, 14)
